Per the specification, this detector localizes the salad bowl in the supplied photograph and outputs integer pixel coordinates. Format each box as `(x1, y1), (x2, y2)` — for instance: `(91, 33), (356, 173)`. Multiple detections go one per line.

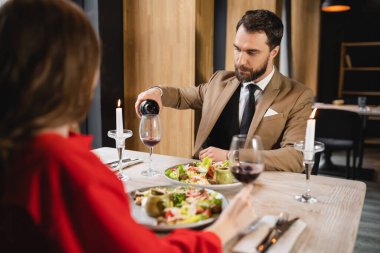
(129, 185), (228, 232)
(164, 157), (241, 190)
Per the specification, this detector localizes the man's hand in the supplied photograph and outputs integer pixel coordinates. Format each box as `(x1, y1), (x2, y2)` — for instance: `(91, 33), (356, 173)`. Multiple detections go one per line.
(134, 87), (163, 118)
(199, 146), (228, 161)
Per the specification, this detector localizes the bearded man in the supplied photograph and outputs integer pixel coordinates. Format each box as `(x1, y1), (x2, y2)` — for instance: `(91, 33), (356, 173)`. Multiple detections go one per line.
(135, 10), (313, 172)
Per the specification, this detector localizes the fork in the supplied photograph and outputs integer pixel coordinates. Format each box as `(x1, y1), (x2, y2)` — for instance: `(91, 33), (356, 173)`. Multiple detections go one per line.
(256, 212), (289, 252)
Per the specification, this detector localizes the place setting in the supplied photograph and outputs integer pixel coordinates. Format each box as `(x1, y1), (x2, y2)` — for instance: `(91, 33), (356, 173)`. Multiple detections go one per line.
(225, 135), (306, 253)
(127, 134), (257, 232)
(232, 212), (306, 253)
(125, 133), (307, 253)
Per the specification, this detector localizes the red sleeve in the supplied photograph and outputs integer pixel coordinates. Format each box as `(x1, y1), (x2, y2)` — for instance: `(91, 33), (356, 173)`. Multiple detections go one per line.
(48, 142), (222, 253)
(15, 133), (222, 253)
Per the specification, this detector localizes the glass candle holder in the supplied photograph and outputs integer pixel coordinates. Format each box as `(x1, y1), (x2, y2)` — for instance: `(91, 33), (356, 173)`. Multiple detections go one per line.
(107, 129), (133, 181)
(293, 141), (325, 203)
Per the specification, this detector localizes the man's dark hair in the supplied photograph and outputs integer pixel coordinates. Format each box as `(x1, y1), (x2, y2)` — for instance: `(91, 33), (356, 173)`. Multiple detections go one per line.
(236, 9), (283, 50)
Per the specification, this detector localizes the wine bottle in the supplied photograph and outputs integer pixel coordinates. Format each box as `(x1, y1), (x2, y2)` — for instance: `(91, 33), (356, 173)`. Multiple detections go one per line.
(139, 99), (160, 115)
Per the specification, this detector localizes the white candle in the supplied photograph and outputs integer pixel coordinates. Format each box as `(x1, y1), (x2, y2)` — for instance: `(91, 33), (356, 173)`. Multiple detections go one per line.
(116, 99), (123, 137)
(304, 108), (317, 160)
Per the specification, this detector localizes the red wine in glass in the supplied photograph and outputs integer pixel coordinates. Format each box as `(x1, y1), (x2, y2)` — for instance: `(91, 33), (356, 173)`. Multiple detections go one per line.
(141, 137), (160, 147)
(229, 135), (264, 184)
(231, 162), (264, 183)
(139, 114), (161, 177)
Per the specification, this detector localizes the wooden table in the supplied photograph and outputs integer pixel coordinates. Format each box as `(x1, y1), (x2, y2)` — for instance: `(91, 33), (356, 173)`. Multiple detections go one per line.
(93, 147), (366, 253)
(313, 103), (380, 117)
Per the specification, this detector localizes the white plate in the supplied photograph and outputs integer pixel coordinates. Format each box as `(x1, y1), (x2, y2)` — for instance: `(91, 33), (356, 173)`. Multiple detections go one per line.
(129, 185), (228, 232)
(163, 165), (242, 190)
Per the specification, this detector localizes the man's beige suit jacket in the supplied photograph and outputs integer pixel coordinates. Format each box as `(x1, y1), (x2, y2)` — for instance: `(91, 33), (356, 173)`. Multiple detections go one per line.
(161, 69), (313, 172)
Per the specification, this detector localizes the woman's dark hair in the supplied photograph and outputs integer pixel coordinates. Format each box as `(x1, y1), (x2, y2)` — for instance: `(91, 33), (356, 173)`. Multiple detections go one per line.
(0, 0), (100, 192)
(236, 9), (283, 50)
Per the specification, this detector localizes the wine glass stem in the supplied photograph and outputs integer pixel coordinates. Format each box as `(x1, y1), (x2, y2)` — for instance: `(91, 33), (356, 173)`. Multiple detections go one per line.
(303, 161), (314, 198)
(149, 147), (153, 172)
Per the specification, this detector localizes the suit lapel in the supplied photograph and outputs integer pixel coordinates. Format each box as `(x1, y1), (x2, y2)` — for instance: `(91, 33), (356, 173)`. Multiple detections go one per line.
(247, 70), (282, 138)
(194, 78), (241, 152)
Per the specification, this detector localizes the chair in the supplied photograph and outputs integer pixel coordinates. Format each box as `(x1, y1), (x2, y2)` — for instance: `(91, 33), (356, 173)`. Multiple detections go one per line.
(315, 108), (361, 179)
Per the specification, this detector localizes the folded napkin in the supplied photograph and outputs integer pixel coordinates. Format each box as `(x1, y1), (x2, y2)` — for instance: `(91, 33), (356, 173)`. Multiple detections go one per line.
(264, 108), (278, 117)
(232, 216), (306, 253)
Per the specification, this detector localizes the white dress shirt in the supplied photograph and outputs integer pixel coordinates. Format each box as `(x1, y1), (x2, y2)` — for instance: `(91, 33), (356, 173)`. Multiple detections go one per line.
(238, 67), (275, 125)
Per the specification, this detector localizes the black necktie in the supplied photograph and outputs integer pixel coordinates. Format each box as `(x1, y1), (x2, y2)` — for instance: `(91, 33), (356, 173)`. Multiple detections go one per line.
(240, 83), (259, 134)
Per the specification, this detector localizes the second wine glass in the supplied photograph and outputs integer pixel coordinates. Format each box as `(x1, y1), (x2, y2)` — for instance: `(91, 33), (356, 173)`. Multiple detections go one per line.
(229, 134), (264, 184)
(139, 114), (161, 176)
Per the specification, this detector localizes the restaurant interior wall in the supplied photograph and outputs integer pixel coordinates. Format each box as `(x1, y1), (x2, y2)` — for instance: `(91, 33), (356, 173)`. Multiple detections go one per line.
(98, 0), (124, 148)
(122, 0), (214, 158)
(92, 0), (380, 151)
(65, 0), (104, 148)
(290, 0), (321, 97)
(97, 0), (324, 153)
(318, 0), (380, 142)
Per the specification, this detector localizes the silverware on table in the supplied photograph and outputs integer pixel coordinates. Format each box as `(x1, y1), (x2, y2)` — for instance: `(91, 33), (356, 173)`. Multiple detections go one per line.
(256, 215), (299, 253)
(106, 158), (132, 167)
(106, 158), (143, 170)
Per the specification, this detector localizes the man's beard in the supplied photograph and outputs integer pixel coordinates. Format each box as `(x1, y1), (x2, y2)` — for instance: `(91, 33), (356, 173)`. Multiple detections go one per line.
(234, 56), (269, 83)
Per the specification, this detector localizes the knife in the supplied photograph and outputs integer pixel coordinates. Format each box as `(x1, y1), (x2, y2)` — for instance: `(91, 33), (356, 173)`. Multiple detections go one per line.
(256, 217), (299, 253)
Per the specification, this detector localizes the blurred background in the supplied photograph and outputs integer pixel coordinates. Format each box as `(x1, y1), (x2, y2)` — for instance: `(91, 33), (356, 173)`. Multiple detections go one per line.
(67, 0), (380, 158)
(1, 0), (379, 173)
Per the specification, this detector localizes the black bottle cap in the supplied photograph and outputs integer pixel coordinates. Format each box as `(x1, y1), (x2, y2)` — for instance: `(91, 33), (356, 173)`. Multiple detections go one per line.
(139, 99), (160, 115)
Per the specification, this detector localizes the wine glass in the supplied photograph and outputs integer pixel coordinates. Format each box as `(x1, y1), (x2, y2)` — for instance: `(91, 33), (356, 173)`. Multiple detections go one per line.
(139, 114), (161, 176)
(229, 134), (264, 184)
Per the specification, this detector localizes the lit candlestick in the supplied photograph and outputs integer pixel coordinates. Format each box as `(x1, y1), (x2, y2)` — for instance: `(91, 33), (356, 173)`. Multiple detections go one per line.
(304, 108), (317, 160)
(116, 99), (123, 137)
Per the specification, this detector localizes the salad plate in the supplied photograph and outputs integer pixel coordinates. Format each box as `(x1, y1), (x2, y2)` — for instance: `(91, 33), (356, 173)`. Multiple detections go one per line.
(129, 185), (228, 232)
(164, 158), (241, 190)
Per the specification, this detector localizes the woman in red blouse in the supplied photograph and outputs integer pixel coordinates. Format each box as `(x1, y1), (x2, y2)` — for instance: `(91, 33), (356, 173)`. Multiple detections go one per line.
(0, 1), (256, 253)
